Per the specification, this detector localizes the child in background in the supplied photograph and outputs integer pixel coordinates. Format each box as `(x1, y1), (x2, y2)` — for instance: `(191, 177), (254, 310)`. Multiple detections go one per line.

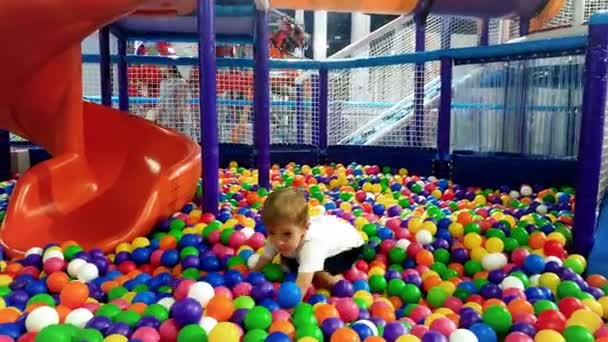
(252, 188), (364, 297)
(157, 65), (198, 141)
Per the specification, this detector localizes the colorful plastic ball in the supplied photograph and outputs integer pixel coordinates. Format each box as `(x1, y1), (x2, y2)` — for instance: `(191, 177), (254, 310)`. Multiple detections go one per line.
(64, 308), (94, 328)
(534, 329), (565, 342)
(266, 332), (291, 342)
(25, 306), (59, 332)
(244, 306), (272, 331)
(171, 298), (203, 326)
(331, 327), (361, 342)
(449, 329), (478, 342)
(177, 324), (207, 342)
(277, 282), (301, 309)
(187, 282), (214, 307)
(243, 329), (268, 342)
(208, 322), (240, 342)
(468, 323), (497, 342)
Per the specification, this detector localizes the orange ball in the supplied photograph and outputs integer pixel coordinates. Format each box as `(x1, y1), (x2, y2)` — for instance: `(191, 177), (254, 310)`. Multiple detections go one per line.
(59, 281), (89, 309)
(528, 232), (547, 250)
(507, 298), (534, 317)
(46, 272), (69, 293)
(364, 337), (386, 342)
(423, 276), (442, 292)
(314, 304), (340, 324)
(159, 236), (177, 250)
(101, 280), (120, 294)
(331, 327), (361, 342)
(205, 295), (235, 322)
(370, 302), (396, 322)
(587, 274), (607, 288)
(415, 250), (434, 267)
(457, 211), (473, 225)
(482, 299), (506, 311)
(269, 320), (295, 339)
(55, 305), (71, 323)
(129, 303), (148, 315)
(0, 308), (21, 323)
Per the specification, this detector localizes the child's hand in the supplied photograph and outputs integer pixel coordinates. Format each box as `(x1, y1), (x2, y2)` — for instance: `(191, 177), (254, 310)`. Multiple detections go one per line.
(295, 272), (314, 300)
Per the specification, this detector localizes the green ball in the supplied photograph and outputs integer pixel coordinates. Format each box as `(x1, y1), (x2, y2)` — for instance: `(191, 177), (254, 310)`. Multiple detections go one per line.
(115, 310), (141, 327)
(169, 219), (186, 231)
(74, 328), (104, 342)
(564, 258), (585, 275)
(27, 293), (56, 307)
(427, 287), (448, 308)
(262, 263), (284, 282)
(293, 303), (316, 328)
(177, 324), (208, 342)
(143, 304), (169, 322)
(503, 238), (519, 252)
(511, 227), (530, 246)
(486, 228), (506, 240)
(387, 279), (406, 297)
(96, 303), (122, 319)
(388, 248), (406, 265)
(107, 286), (128, 301)
(534, 299), (558, 315)
(0, 286), (11, 297)
(362, 224), (378, 239)
(361, 245), (376, 261)
(464, 260), (482, 276)
(202, 225), (219, 239)
(369, 275), (387, 293)
(234, 296), (255, 310)
(433, 249), (451, 264)
(243, 329), (268, 342)
(244, 306), (272, 330)
(464, 223), (481, 235)
(34, 324), (75, 342)
(180, 246), (199, 259)
(453, 288), (470, 301)
(63, 245), (83, 261)
(226, 256), (246, 268)
(558, 281), (581, 299)
(182, 268), (201, 280)
(399, 284), (422, 304)
(482, 305), (512, 335)
(295, 324), (324, 341)
(563, 325), (594, 342)
(220, 228), (235, 245)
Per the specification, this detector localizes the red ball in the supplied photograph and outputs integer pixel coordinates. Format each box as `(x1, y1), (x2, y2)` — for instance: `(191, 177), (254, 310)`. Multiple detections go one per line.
(355, 191), (366, 202)
(43, 258), (66, 274)
(385, 218), (401, 231)
(118, 261), (137, 274)
(247, 233), (265, 250)
(228, 231), (247, 249)
(407, 242), (423, 258)
(511, 248), (530, 266)
(335, 298), (359, 322)
(139, 264), (153, 274)
(159, 319), (179, 341)
(543, 240), (566, 258)
(355, 260), (369, 272)
(558, 297), (584, 319)
(19, 266), (40, 279)
(505, 331), (534, 342)
(150, 250), (163, 266)
(16, 332), (36, 342)
(378, 240), (396, 255)
(535, 309), (566, 332)
(207, 230), (221, 245)
(200, 213), (216, 224)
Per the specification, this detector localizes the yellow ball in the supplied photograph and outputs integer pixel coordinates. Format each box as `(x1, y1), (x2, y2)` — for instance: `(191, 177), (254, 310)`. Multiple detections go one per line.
(567, 254), (587, 269)
(424, 313), (445, 326)
(485, 237), (504, 253)
(340, 202), (352, 212)
(182, 228), (197, 235)
(503, 215), (516, 228)
(408, 218), (423, 234)
(123, 291), (136, 303)
(209, 322), (241, 342)
(538, 273), (561, 294)
(534, 329), (565, 342)
(104, 335), (129, 342)
(464, 233), (483, 250)
(434, 308), (454, 316)
(470, 247), (488, 262)
(396, 335), (421, 342)
(438, 281), (456, 296)
(228, 161), (238, 168)
(421, 221), (437, 235)
(0, 275), (13, 287)
(567, 309), (602, 332)
(448, 223), (464, 238)
(353, 291), (373, 307)
(598, 296), (608, 319)
(421, 270), (439, 280)
(368, 267), (386, 277)
(463, 302), (482, 314)
(473, 194), (487, 205)
(317, 289), (331, 298)
(582, 298), (603, 317)
(546, 232), (566, 246)
(0, 297), (5, 309)
(297, 338), (319, 342)
(398, 168), (408, 176)
(115, 242), (132, 253)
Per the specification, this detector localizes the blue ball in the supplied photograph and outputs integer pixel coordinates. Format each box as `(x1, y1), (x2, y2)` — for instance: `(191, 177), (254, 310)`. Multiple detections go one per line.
(266, 332), (291, 342)
(24, 280), (47, 296)
(0, 323), (22, 339)
(160, 250), (179, 267)
(199, 255), (220, 271)
(131, 247), (152, 265)
(351, 322), (374, 340)
(308, 294), (328, 305)
(372, 204), (385, 215)
(179, 234), (200, 249)
(352, 280), (370, 292)
(132, 291), (156, 304)
(377, 227), (394, 240)
(260, 298), (280, 312)
(204, 272), (225, 287)
(277, 282), (301, 309)
(523, 254), (545, 275)
(224, 270), (244, 288)
(246, 272), (266, 286)
(469, 322), (498, 342)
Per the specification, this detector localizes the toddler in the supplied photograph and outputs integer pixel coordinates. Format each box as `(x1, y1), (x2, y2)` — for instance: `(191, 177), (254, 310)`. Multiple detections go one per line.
(252, 188), (364, 297)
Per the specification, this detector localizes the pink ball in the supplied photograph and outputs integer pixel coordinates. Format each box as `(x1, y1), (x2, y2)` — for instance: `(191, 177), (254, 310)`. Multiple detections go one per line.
(111, 299), (129, 310)
(233, 283), (252, 297)
(394, 229), (410, 240)
(503, 263), (517, 274)
(400, 317), (416, 326)
(511, 248), (529, 266)
(429, 317), (457, 336)
(247, 233), (265, 250)
(513, 312), (537, 325)
(503, 288), (525, 300)
(344, 268), (366, 282)
(208, 230), (221, 245)
(373, 254), (387, 265)
(150, 250), (164, 266)
(19, 266), (39, 278)
(159, 319), (179, 341)
(212, 245), (235, 259)
(410, 324), (429, 338)
(272, 309), (291, 322)
(82, 302), (100, 313)
(386, 219), (401, 230)
(214, 286), (233, 300)
(504, 332), (533, 342)
(174, 279), (195, 301)
(409, 305), (431, 323)
(407, 242), (423, 258)
(415, 265), (430, 275)
(378, 240), (396, 255)
(229, 232), (247, 249)
(0, 336), (15, 342)
(596, 326), (608, 338)
(443, 297), (463, 313)
(132, 327), (161, 342)
(355, 260), (369, 272)
(402, 269), (419, 278)
(43, 258), (66, 274)
(335, 298), (359, 322)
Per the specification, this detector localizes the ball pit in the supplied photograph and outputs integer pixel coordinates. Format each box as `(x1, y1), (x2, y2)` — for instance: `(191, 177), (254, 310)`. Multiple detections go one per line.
(0, 163), (606, 342)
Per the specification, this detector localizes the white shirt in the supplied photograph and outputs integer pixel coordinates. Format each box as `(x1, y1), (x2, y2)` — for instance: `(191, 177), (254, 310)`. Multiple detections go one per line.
(263, 215), (364, 273)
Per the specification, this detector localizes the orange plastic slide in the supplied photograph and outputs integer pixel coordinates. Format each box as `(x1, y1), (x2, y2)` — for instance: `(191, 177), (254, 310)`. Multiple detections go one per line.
(0, 0), (201, 257)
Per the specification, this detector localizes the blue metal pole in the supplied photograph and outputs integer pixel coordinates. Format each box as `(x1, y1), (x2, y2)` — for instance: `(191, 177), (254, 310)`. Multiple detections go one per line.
(117, 36), (129, 112)
(437, 58), (453, 161)
(198, 0), (219, 216)
(573, 21), (608, 255)
(0, 130), (9, 180)
(99, 27), (112, 107)
(318, 68), (328, 150)
(296, 83), (305, 144)
(414, 14), (427, 147)
(254, 9), (270, 189)
(479, 18), (490, 46)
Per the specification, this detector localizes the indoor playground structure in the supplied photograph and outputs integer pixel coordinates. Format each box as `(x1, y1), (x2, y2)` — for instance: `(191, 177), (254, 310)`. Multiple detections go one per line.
(4, 0), (608, 341)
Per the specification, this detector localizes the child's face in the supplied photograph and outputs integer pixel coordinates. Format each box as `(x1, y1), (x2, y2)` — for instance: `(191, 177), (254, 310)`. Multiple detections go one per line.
(267, 222), (308, 255)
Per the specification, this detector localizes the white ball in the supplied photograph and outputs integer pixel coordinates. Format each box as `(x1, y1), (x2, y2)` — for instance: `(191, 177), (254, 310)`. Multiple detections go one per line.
(481, 253), (508, 271)
(536, 204), (548, 215)
(188, 282), (215, 307)
(520, 185), (533, 197)
(65, 308), (93, 328)
(545, 256), (563, 266)
(26, 306), (59, 332)
(415, 230), (433, 245)
(77, 263), (99, 282)
(158, 297), (175, 311)
(529, 274), (541, 287)
(240, 227), (255, 239)
(428, 176), (437, 182)
(247, 254), (261, 269)
(25, 247), (43, 257)
(67, 258), (87, 277)
(42, 250), (64, 263)
(509, 190), (520, 199)
(396, 239), (411, 251)
(450, 329), (479, 342)
(353, 320), (378, 336)
(500, 276), (525, 291)
(199, 316), (218, 333)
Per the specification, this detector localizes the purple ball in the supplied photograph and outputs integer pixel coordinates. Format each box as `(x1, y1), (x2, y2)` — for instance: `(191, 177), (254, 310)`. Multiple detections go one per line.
(321, 317), (344, 337)
(182, 255), (200, 269)
(358, 309), (370, 320)
(404, 274), (422, 287)
(480, 283), (501, 299)
(171, 298), (203, 326)
(106, 323), (132, 337)
(488, 270), (506, 284)
(511, 322), (536, 336)
(7, 290), (29, 306)
(22, 254), (42, 268)
(86, 316), (112, 334)
(333, 280), (355, 298)
(458, 309), (481, 328)
(589, 287), (605, 299)
(385, 270), (402, 281)
(451, 248), (469, 263)
(422, 331), (448, 342)
(370, 317), (386, 327)
(251, 281), (274, 302)
(383, 322), (407, 342)
(136, 316), (161, 329)
(387, 206), (402, 217)
(231, 308), (249, 326)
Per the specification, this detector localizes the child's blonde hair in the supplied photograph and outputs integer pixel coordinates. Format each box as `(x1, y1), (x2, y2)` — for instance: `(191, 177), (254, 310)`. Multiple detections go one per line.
(262, 188), (308, 228)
